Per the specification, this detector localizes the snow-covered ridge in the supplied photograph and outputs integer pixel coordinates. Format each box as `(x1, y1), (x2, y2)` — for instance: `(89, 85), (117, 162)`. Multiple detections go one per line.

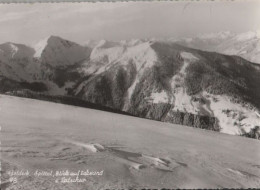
(85, 30), (260, 64)
(2, 30), (259, 63)
(89, 41), (157, 73)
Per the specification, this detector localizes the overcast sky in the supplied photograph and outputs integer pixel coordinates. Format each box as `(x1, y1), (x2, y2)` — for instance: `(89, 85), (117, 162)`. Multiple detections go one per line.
(0, 0), (259, 46)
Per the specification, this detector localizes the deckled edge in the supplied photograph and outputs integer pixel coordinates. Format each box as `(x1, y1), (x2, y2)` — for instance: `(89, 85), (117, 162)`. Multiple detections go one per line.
(0, 0), (236, 4)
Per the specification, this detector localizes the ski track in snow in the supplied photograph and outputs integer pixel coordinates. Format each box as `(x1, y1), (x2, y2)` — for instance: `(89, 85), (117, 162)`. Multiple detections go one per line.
(62, 139), (179, 172)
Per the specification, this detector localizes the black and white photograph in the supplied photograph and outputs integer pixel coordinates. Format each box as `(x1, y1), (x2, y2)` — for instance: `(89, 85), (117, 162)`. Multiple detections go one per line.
(0, 0), (260, 189)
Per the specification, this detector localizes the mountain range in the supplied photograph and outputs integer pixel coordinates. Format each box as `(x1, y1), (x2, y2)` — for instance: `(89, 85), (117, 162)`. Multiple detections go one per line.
(0, 32), (260, 138)
(174, 31), (260, 64)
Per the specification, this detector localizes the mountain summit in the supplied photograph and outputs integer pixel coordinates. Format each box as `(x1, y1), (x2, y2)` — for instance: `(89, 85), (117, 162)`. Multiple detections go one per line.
(0, 42), (35, 59)
(34, 36), (91, 67)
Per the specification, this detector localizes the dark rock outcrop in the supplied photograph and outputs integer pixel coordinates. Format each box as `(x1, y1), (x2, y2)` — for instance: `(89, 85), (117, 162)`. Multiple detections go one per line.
(241, 126), (260, 140)
(164, 110), (220, 131)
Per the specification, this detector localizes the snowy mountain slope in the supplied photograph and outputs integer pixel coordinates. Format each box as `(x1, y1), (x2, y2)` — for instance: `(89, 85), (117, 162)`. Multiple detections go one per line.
(204, 93), (260, 134)
(1, 37), (260, 137)
(73, 41), (260, 136)
(170, 52), (199, 114)
(155, 43), (260, 135)
(1, 95), (260, 189)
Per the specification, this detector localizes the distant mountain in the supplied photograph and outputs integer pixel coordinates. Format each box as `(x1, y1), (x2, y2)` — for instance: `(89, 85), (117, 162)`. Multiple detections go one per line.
(0, 36), (91, 94)
(174, 31), (260, 64)
(0, 42), (41, 85)
(1, 36), (260, 138)
(34, 36), (91, 66)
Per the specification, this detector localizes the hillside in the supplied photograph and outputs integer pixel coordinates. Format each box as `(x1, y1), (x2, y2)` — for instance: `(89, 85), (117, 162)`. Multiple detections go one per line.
(1, 95), (260, 189)
(1, 36), (260, 137)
